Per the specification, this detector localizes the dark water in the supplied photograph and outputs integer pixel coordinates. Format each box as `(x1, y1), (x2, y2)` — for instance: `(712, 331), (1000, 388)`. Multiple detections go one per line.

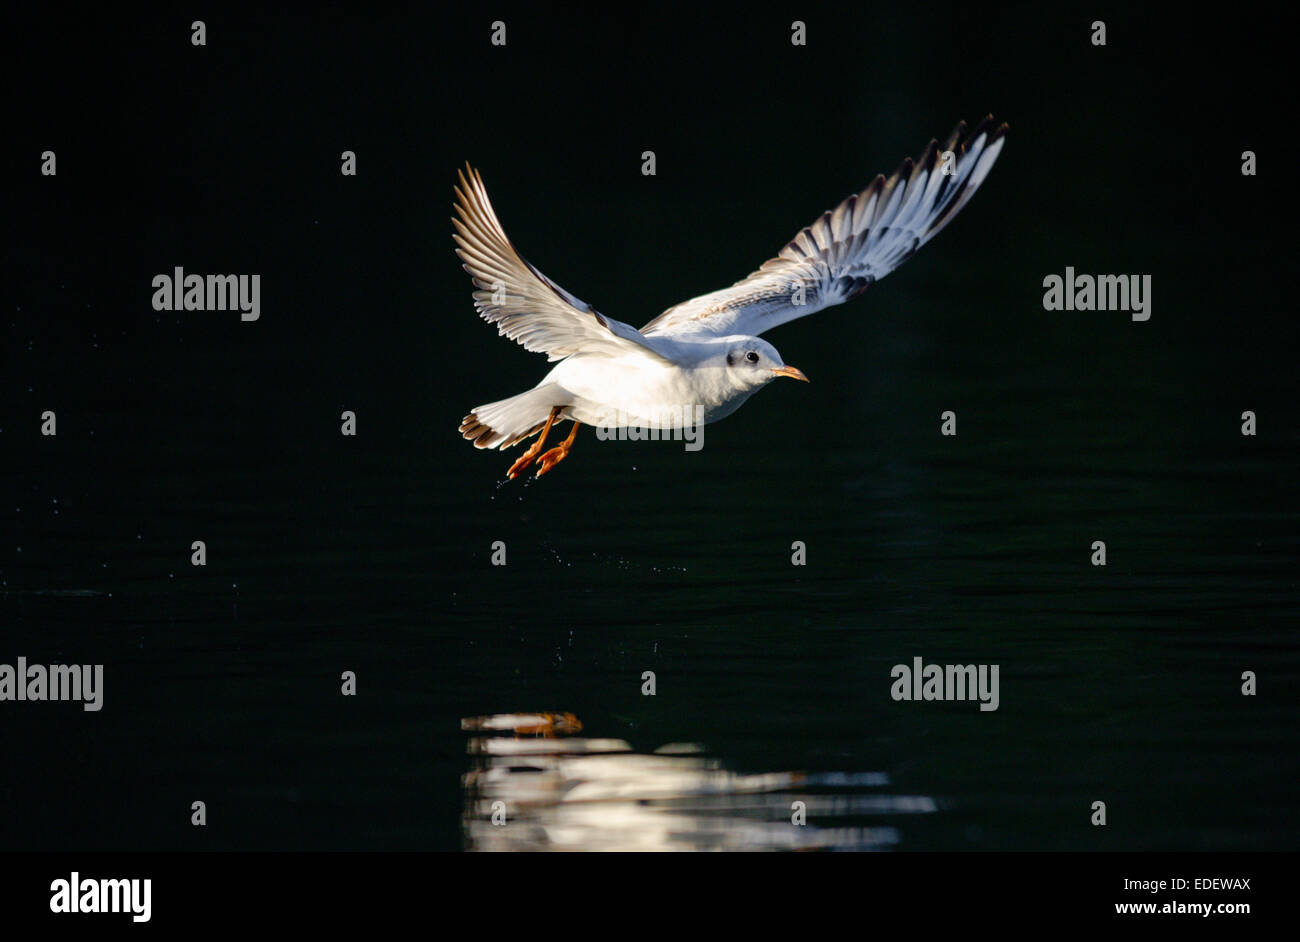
(4, 6), (1297, 850)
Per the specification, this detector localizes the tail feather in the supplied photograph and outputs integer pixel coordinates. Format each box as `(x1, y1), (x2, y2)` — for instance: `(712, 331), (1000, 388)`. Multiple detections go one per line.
(460, 385), (563, 450)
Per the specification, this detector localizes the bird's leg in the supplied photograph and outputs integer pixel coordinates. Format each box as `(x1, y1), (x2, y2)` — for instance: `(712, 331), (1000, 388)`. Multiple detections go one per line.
(507, 407), (561, 479)
(536, 421), (581, 477)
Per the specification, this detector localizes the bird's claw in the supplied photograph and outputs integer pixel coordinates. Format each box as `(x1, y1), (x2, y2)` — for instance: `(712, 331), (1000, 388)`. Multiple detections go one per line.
(506, 453), (536, 479)
(535, 445), (571, 477)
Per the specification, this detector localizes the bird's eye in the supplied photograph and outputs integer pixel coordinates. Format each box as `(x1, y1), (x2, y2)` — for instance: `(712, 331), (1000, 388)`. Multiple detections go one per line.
(745, 351), (760, 364)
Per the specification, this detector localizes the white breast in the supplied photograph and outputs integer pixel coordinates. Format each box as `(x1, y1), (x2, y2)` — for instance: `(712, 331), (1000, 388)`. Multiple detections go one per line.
(543, 346), (747, 429)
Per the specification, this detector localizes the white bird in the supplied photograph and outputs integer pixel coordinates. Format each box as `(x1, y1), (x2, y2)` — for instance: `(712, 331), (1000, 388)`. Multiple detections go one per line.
(455, 116), (1008, 478)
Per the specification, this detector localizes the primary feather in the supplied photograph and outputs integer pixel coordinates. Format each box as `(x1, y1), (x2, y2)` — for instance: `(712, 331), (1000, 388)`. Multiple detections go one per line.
(641, 116), (1007, 340)
(452, 165), (669, 363)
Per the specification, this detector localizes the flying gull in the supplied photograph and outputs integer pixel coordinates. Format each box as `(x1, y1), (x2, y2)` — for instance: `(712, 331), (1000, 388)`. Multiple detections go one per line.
(455, 116), (1008, 478)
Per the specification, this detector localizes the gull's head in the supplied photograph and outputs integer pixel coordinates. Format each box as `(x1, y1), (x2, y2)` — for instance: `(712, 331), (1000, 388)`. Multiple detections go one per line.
(720, 336), (809, 391)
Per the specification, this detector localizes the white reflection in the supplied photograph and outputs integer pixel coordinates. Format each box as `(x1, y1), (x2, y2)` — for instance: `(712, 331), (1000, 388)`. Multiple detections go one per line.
(462, 713), (936, 851)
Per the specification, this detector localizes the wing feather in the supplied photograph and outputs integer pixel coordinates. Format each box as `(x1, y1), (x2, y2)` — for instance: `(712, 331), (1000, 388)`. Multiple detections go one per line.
(641, 117), (1008, 339)
(453, 165), (668, 363)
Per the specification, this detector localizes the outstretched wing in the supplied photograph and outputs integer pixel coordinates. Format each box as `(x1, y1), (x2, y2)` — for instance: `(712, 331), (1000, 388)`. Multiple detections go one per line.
(641, 117), (1007, 340)
(453, 164), (669, 363)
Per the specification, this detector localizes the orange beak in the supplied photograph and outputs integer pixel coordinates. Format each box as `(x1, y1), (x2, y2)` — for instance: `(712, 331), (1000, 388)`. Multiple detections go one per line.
(770, 365), (810, 382)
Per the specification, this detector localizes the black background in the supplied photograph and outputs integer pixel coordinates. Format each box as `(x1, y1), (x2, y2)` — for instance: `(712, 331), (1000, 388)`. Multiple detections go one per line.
(4, 3), (1296, 856)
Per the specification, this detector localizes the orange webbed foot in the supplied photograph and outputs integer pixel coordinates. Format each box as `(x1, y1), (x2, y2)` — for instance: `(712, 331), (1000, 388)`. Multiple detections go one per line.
(535, 421), (581, 478)
(507, 447), (540, 480)
(535, 444), (572, 477)
(505, 407), (561, 479)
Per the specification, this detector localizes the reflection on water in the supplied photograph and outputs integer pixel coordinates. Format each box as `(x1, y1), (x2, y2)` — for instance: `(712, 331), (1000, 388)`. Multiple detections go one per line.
(462, 713), (936, 851)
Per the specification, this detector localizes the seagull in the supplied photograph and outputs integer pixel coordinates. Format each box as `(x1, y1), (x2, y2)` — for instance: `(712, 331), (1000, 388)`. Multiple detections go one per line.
(455, 116), (1007, 478)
